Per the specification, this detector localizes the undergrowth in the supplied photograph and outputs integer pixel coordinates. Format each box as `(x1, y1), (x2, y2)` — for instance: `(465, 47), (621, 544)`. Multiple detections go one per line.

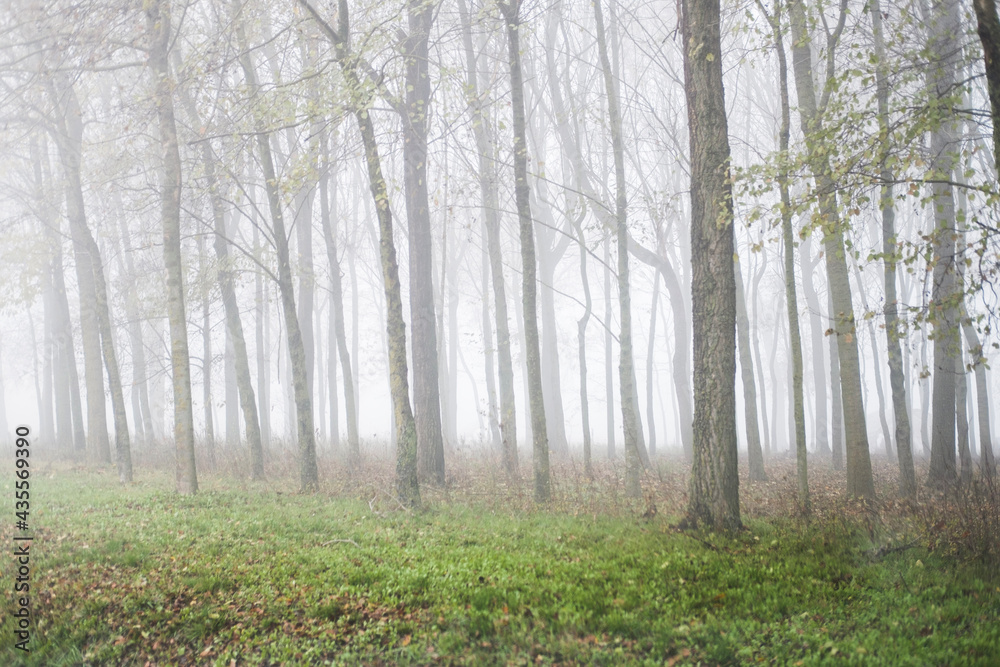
(1, 452), (997, 666)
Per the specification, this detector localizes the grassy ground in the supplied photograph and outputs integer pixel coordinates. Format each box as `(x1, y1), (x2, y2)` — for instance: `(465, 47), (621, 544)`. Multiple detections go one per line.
(1, 455), (998, 665)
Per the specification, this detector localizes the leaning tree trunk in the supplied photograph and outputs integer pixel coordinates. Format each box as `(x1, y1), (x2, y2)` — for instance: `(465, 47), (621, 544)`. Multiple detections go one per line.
(236, 22), (317, 491)
(788, 0), (874, 498)
(501, 0), (550, 501)
(147, 0), (196, 493)
(681, 0), (741, 531)
(961, 307), (995, 475)
(48, 78), (111, 464)
(299, 0), (419, 504)
(594, 0), (643, 497)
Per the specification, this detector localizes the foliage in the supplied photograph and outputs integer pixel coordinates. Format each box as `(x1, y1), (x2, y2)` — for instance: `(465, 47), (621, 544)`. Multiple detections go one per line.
(1, 463), (998, 666)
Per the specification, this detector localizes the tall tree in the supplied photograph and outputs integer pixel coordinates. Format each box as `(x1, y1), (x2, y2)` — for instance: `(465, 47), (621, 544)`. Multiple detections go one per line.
(147, 0), (195, 493)
(681, 0), (741, 530)
(870, 0), (916, 498)
(235, 15), (317, 491)
(925, 0), (962, 487)
(499, 0), (550, 501)
(788, 0), (874, 498)
(299, 0), (420, 506)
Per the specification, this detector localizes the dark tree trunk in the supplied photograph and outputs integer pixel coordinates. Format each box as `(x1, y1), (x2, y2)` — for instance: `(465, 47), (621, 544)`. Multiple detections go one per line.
(973, 0), (1000, 179)
(681, 0), (741, 531)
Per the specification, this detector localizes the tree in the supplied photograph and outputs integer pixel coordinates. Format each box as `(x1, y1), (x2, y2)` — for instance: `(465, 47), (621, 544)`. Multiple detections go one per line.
(499, 0), (550, 502)
(788, 0), (874, 498)
(147, 0), (196, 494)
(925, 0), (962, 488)
(299, 0), (420, 506)
(681, 0), (741, 531)
(870, 0), (916, 498)
(235, 14), (317, 492)
(457, 0), (518, 478)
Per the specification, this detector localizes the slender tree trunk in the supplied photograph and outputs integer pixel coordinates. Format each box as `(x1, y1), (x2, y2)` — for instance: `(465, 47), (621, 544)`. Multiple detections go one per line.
(800, 238), (830, 457)
(870, 0), (915, 496)
(829, 289), (845, 470)
(48, 78), (111, 464)
(501, 0), (550, 501)
(763, 0), (805, 503)
(576, 218), (594, 476)
(594, 0), (643, 497)
(789, 0), (874, 497)
(236, 22), (317, 491)
(400, 0), (446, 485)
(735, 261), (767, 482)
(458, 0), (518, 477)
(925, 0), (962, 487)
(299, 0), (419, 503)
(197, 235), (217, 463)
(255, 226), (272, 452)
(604, 236), (616, 460)
(961, 308), (995, 474)
(646, 271), (660, 457)
(147, 0), (194, 492)
(319, 133), (360, 462)
(681, 0), (741, 530)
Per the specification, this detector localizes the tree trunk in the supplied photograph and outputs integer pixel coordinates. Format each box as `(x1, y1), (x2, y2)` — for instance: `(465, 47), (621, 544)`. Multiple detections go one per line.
(197, 235), (217, 463)
(593, 0), (643, 497)
(299, 0), (419, 503)
(961, 308), (995, 475)
(788, 0), (874, 497)
(400, 0), (446, 486)
(925, 0), (962, 487)
(604, 236), (616, 460)
(735, 260), (767, 482)
(973, 0), (1000, 179)
(501, 0), (550, 501)
(871, 0), (916, 497)
(764, 0), (805, 503)
(147, 0), (195, 493)
(828, 289), (845, 470)
(646, 271), (660, 458)
(319, 131), (360, 463)
(681, 0), (741, 530)
(48, 77), (111, 464)
(255, 227), (272, 453)
(236, 22), (317, 491)
(457, 0), (518, 476)
(800, 237), (829, 458)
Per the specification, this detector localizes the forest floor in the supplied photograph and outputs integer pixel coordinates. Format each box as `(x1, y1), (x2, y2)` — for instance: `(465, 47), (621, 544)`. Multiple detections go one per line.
(2, 450), (999, 666)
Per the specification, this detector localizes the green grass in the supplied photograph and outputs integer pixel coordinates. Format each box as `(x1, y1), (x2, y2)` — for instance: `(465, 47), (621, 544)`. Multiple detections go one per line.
(2, 469), (998, 666)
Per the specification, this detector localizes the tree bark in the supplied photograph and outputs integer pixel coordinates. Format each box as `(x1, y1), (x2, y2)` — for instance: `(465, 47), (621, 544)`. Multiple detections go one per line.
(147, 0), (195, 493)
(236, 19), (317, 491)
(925, 0), (962, 488)
(735, 260), (767, 482)
(681, 0), (741, 530)
(871, 0), (916, 497)
(48, 77), (111, 464)
(501, 0), (550, 501)
(319, 131), (360, 463)
(973, 0), (1000, 180)
(593, 0), (643, 497)
(788, 0), (874, 498)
